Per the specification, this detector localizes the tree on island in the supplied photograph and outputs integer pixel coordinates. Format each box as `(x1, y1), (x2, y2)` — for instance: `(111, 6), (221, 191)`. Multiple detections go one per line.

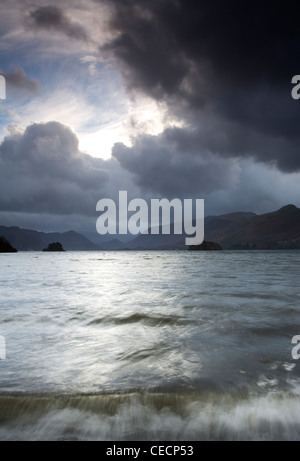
(43, 242), (65, 252)
(0, 236), (18, 253)
(189, 241), (222, 251)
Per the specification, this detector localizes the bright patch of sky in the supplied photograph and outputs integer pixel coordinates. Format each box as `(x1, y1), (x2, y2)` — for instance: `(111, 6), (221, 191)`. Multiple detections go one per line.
(0, 0), (178, 159)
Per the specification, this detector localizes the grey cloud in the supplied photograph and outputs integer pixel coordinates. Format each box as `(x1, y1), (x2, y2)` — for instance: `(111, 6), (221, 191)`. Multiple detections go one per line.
(30, 5), (88, 41)
(0, 121), (116, 215)
(204, 159), (300, 217)
(112, 134), (240, 197)
(1, 66), (39, 93)
(111, 115), (299, 202)
(162, 121), (300, 173)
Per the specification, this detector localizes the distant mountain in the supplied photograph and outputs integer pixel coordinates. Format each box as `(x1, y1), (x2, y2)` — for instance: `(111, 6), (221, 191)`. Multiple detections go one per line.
(125, 211), (257, 250)
(0, 226), (99, 251)
(83, 231), (134, 246)
(217, 204), (300, 249)
(204, 212), (256, 243)
(124, 205), (300, 250)
(1, 204), (299, 251)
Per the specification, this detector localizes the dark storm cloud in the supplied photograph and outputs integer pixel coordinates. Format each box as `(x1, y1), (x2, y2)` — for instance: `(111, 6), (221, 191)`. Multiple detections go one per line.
(112, 134), (240, 197)
(102, 0), (189, 101)
(103, 0), (300, 172)
(160, 120), (300, 173)
(1, 66), (39, 93)
(30, 5), (88, 41)
(0, 121), (111, 215)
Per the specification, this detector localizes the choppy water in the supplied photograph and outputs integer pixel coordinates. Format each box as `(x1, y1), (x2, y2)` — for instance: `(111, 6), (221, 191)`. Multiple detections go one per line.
(0, 250), (300, 440)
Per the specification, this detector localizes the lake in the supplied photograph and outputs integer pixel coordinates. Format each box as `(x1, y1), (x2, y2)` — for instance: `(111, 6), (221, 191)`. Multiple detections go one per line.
(0, 250), (299, 440)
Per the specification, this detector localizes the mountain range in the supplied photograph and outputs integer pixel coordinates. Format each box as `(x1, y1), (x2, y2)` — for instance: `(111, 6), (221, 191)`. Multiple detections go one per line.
(0, 204), (299, 251)
(119, 204), (300, 250)
(0, 226), (98, 251)
(204, 204), (300, 250)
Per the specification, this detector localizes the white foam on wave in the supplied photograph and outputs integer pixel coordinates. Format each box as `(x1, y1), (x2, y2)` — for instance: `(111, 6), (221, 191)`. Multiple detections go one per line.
(0, 391), (300, 441)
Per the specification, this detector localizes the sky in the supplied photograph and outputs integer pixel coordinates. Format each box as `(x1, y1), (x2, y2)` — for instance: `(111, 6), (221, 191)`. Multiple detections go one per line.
(0, 0), (300, 239)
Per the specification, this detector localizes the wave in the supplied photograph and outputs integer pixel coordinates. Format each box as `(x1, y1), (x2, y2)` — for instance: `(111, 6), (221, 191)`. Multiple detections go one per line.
(87, 313), (194, 327)
(1, 389), (300, 441)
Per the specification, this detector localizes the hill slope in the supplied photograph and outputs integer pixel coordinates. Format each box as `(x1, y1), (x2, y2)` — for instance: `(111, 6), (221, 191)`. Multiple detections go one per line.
(217, 205), (300, 249)
(125, 205), (300, 250)
(0, 226), (99, 251)
(126, 212), (256, 249)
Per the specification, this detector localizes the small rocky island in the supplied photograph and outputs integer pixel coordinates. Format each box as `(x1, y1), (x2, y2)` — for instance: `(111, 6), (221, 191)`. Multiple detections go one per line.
(0, 236), (17, 253)
(43, 242), (65, 252)
(189, 241), (222, 251)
